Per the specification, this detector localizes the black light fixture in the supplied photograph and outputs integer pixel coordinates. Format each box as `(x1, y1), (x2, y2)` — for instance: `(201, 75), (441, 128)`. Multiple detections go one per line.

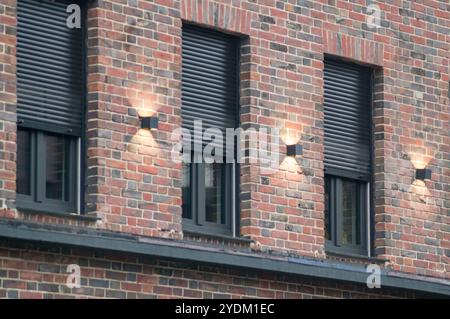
(140, 116), (158, 130)
(415, 168), (431, 181)
(286, 144), (303, 158)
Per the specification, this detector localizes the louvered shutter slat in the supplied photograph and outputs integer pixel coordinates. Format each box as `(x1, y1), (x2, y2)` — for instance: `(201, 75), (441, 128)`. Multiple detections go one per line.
(17, 0), (84, 136)
(181, 25), (238, 139)
(324, 59), (372, 179)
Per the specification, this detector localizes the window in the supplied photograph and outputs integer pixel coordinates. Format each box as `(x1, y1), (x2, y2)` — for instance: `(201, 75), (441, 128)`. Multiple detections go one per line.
(16, 130), (78, 213)
(323, 58), (373, 255)
(325, 176), (368, 254)
(16, 0), (85, 214)
(181, 24), (240, 235)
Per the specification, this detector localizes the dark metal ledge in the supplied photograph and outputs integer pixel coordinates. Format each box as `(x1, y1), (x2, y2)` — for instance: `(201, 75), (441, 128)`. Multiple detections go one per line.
(0, 219), (448, 297)
(183, 230), (254, 244)
(325, 249), (390, 264)
(18, 209), (101, 222)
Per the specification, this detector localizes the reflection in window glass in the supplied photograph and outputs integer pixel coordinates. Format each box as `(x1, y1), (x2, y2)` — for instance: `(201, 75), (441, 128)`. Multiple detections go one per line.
(205, 163), (224, 225)
(17, 129), (31, 195)
(182, 163), (191, 219)
(45, 134), (65, 200)
(342, 180), (358, 245)
(324, 176), (331, 241)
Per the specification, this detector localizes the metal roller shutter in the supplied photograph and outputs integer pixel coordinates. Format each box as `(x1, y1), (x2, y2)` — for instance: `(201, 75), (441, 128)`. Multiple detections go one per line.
(323, 58), (372, 180)
(17, 0), (84, 136)
(181, 24), (239, 140)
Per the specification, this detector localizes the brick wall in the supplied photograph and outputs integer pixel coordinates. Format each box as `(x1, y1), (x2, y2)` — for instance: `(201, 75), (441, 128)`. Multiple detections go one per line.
(0, 241), (425, 299)
(0, 0), (16, 220)
(84, 0), (184, 239)
(0, 0), (448, 298)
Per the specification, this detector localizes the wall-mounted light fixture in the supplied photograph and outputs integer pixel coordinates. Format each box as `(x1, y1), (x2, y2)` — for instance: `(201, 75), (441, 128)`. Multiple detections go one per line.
(286, 144), (303, 158)
(415, 168), (431, 181)
(140, 116), (158, 131)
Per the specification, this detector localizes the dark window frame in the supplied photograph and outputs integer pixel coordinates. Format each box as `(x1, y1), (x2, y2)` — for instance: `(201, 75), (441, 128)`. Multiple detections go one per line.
(16, 0), (87, 215)
(182, 156), (237, 236)
(16, 129), (79, 214)
(323, 56), (374, 256)
(325, 175), (369, 256)
(181, 23), (241, 236)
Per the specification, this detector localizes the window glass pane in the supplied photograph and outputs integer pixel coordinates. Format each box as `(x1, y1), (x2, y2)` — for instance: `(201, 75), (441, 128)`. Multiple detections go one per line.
(182, 163), (192, 219)
(356, 184), (362, 245)
(324, 176), (331, 241)
(341, 179), (359, 245)
(205, 163), (224, 225)
(45, 133), (66, 200)
(17, 129), (31, 195)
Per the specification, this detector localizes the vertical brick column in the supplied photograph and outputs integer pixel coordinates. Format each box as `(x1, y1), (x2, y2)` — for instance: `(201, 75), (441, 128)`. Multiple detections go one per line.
(85, 0), (183, 238)
(0, 0), (16, 218)
(241, 6), (326, 258)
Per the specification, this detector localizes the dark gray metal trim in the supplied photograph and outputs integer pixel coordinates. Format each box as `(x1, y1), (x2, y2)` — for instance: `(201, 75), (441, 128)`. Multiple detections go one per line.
(16, 209), (100, 221)
(183, 230), (254, 244)
(325, 249), (389, 263)
(0, 220), (448, 296)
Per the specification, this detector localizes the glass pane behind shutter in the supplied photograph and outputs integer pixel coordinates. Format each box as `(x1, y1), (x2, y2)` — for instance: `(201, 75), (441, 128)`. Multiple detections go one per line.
(205, 163), (224, 225)
(182, 163), (192, 219)
(45, 133), (65, 200)
(17, 129), (31, 195)
(341, 180), (358, 245)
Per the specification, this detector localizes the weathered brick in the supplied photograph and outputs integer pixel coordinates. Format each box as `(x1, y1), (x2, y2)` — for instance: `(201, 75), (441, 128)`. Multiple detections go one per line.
(0, 0), (447, 299)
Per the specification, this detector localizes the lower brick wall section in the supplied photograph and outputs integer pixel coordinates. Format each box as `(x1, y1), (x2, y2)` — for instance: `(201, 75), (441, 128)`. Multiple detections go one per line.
(0, 241), (425, 299)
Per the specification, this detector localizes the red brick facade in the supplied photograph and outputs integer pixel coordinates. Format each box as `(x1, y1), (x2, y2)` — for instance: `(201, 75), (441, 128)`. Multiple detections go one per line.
(0, 241), (423, 299)
(0, 0), (449, 298)
(0, 0), (16, 220)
